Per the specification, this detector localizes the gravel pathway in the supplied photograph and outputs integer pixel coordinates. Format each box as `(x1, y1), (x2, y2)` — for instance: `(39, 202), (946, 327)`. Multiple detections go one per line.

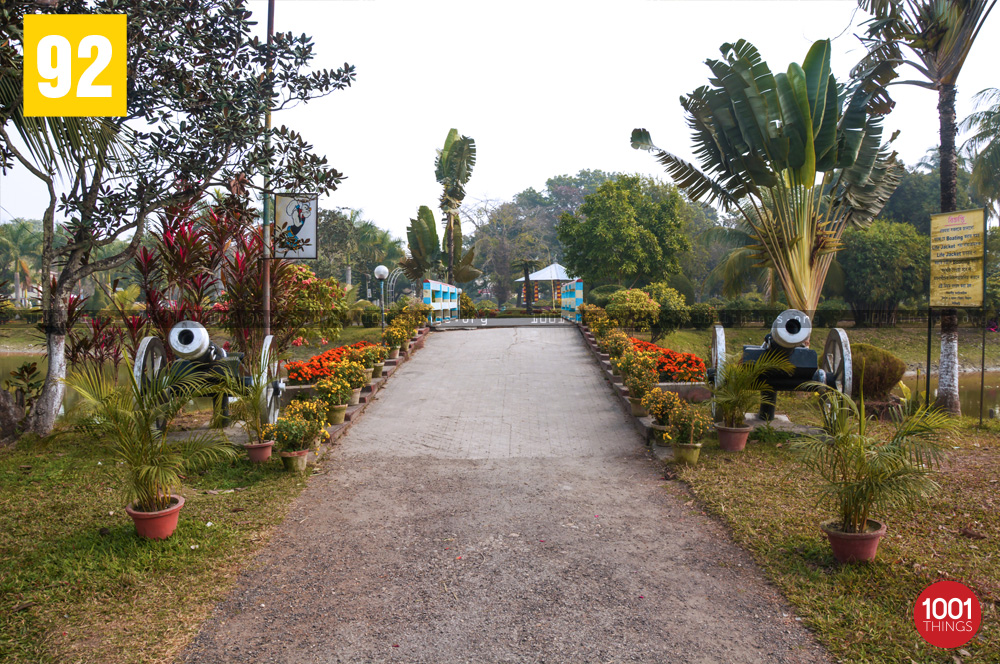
(181, 327), (830, 663)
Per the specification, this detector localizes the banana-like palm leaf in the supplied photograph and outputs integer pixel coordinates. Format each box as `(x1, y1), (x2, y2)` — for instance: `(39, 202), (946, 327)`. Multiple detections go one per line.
(633, 39), (902, 314)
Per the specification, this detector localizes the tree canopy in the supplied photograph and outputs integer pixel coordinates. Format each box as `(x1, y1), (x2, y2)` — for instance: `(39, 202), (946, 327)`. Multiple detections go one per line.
(557, 175), (688, 287)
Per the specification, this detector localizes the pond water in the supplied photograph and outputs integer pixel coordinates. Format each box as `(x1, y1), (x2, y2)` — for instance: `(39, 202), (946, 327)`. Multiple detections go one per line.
(2, 353), (999, 419)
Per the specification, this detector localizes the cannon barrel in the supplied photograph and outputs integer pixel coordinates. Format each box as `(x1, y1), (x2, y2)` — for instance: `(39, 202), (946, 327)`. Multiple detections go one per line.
(168, 321), (213, 360)
(770, 309), (811, 348)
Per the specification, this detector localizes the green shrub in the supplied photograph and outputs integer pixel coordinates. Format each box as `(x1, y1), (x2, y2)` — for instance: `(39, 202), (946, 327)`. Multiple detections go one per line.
(644, 283), (690, 340)
(0, 300), (14, 325)
(360, 307), (381, 328)
(459, 292), (475, 315)
(688, 302), (716, 329)
(666, 273), (696, 305)
(814, 299), (847, 328)
(606, 288), (659, 331)
(850, 343), (906, 401)
(587, 284), (624, 308)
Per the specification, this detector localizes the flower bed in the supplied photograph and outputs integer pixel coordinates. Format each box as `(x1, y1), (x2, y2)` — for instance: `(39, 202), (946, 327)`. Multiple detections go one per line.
(285, 341), (378, 384)
(629, 338), (706, 383)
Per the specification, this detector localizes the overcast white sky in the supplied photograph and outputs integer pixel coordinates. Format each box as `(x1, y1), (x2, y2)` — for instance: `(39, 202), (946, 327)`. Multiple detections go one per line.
(2, 0), (998, 241)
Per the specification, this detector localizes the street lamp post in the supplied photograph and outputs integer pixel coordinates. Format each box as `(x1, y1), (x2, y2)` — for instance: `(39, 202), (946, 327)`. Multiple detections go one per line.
(374, 265), (389, 331)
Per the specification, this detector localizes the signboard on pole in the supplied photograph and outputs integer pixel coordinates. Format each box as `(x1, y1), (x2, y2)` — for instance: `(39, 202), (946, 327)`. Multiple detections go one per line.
(929, 209), (985, 308)
(274, 193), (318, 259)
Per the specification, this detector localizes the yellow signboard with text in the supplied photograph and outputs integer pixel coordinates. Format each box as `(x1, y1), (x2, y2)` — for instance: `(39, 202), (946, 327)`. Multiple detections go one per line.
(929, 209), (985, 308)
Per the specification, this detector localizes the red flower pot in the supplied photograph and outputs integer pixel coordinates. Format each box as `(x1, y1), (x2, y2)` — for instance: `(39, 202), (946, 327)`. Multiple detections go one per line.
(821, 519), (887, 563)
(245, 440), (274, 463)
(715, 424), (751, 451)
(126, 495), (185, 540)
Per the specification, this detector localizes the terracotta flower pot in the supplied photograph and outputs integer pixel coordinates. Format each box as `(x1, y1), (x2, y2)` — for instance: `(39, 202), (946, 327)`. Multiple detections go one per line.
(372, 362), (385, 378)
(363, 367), (374, 381)
(126, 495), (185, 540)
(628, 396), (647, 417)
(388, 347), (400, 360)
(327, 403), (348, 425)
(673, 442), (702, 466)
(821, 519), (887, 563)
(349, 388), (362, 405)
(245, 440), (274, 463)
(715, 424), (751, 451)
(280, 450), (309, 472)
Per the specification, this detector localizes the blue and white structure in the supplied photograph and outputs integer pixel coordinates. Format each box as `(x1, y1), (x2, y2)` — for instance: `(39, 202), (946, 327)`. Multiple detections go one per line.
(423, 279), (459, 323)
(561, 279), (584, 322)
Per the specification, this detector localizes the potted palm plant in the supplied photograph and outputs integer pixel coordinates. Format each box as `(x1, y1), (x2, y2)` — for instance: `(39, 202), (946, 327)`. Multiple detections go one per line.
(66, 363), (236, 540)
(791, 388), (953, 563)
(709, 353), (793, 451)
(216, 364), (275, 462)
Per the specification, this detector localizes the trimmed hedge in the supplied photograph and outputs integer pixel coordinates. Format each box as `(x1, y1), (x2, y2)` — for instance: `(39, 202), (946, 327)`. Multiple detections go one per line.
(850, 343), (906, 401)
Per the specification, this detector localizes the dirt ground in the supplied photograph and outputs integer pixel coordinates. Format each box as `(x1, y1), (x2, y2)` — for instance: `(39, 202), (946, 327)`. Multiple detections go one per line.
(180, 327), (831, 663)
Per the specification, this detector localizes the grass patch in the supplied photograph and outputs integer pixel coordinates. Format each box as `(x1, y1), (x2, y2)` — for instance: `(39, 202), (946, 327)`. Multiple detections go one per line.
(0, 429), (312, 663)
(671, 417), (999, 663)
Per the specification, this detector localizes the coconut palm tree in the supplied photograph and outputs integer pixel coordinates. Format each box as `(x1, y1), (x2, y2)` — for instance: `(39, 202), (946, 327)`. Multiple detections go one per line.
(435, 129), (476, 284)
(961, 87), (1000, 217)
(0, 220), (41, 307)
(632, 39), (901, 320)
(854, 0), (997, 416)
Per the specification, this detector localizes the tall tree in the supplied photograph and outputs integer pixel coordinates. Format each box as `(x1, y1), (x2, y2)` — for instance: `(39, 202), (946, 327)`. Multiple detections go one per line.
(399, 206), (481, 284)
(557, 175), (689, 287)
(961, 87), (1000, 217)
(434, 129), (476, 284)
(467, 201), (548, 305)
(0, 219), (41, 307)
(1, 0), (355, 435)
(855, 0), (997, 415)
(633, 39), (901, 318)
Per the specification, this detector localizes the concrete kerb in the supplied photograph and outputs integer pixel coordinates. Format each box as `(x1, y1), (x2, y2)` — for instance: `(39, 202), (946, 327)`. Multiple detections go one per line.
(305, 326), (433, 464)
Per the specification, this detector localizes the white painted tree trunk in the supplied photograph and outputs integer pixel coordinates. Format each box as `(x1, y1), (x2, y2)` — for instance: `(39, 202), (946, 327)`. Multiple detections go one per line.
(27, 298), (68, 434)
(345, 265), (352, 286)
(935, 310), (961, 416)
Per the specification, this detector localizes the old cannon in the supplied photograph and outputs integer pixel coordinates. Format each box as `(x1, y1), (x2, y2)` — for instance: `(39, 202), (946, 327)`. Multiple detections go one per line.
(707, 309), (853, 420)
(133, 321), (284, 425)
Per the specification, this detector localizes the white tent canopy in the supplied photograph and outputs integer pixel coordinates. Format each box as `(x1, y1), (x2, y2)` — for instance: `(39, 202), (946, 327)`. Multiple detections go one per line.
(514, 263), (572, 282)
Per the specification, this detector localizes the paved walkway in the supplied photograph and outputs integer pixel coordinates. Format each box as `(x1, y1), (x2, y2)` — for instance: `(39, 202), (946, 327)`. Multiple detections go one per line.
(182, 328), (829, 664)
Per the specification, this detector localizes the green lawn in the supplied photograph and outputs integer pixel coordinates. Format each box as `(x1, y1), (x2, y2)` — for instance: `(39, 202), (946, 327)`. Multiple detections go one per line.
(669, 416), (999, 663)
(0, 429), (311, 664)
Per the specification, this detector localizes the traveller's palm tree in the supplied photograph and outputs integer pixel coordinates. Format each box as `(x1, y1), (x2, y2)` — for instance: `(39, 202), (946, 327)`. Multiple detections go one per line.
(632, 39), (902, 317)
(435, 129), (476, 284)
(399, 205), (481, 284)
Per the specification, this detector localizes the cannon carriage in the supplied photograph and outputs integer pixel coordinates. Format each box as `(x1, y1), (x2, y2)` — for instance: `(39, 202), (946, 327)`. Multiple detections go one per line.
(133, 321), (285, 425)
(707, 309), (853, 420)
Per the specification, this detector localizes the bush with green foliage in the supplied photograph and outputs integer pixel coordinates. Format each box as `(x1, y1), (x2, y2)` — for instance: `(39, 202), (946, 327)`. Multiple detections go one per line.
(851, 343), (906, 401)
(0, 300), (15, 324)
(688, 302), (716, 329)
(459, 292), (475, 316)
(360, 306), (381, 328)
(813, 299), (848, 328)
(587, 284), (625, 308)
(606, 288), (659, 331)
(718, 293), (783, 327)
(645, 282), (690, 341)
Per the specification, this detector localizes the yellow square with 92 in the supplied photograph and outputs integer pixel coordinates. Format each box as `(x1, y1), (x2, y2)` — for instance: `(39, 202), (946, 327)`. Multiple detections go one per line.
(23, 14), (127, 117)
